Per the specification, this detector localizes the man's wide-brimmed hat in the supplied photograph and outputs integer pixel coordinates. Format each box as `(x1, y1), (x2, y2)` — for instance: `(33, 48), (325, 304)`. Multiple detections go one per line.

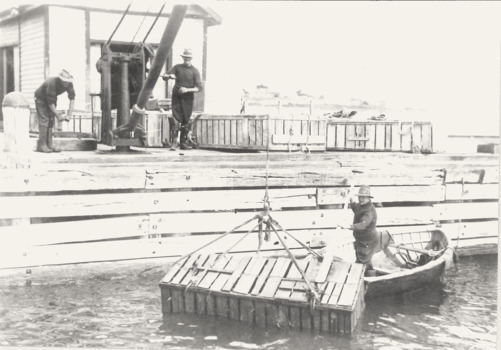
(58, 69), (74, 83)
(354, 185), (373, 198)
(180, 48), (193, 58)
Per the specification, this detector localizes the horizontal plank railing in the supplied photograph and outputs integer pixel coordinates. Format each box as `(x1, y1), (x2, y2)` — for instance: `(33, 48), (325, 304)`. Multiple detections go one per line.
(0, 149), (497, 268)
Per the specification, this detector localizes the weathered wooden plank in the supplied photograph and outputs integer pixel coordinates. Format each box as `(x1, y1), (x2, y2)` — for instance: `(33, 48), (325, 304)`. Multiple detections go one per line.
(161, 257), (188, 284)
(192, 254), (219, 287)
(337, 283), (358, 309)
(440, 220), (498, 241)
(0, 215), (149, 245)
(233, 256), (267, 295)
(230, 119), (237, 146)
(210, 255), (240, 290)
(336, 124), (345, 149)
(444, 165), (499, 184)
(221, 256), (251, 292)
(327, 261), (351, 283)
(161, 287), (172, 314)
(344, 263), (364, 285)
(251, 259), (276, 295)
(317, 185), (446, 205)
(435, 202), (499, 221)
(0, 168), (146, 193)
(170, 253), (202, 285)
(328, 282), (345, 306)
(184, 290), (196, 314)
(144, 167), (445, 189)
(215, 295), (229, 318)
(254, 301), (267, 327)
(197, 254), (230, 289)
(0, 188), (316, 220)
(375, 124), (386, 151)
(445, 183), (499, 201)
(259, 257), (291, 298)
(321, 282), (336, 304)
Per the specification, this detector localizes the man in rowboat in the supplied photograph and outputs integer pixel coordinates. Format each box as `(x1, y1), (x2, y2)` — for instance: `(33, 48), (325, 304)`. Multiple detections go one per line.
(342, 185), (394, 274)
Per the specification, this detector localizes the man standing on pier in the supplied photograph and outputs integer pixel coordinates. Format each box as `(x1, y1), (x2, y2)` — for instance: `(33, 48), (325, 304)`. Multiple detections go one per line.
(34, 69), (75, 153)
(162, 48), (203, 150)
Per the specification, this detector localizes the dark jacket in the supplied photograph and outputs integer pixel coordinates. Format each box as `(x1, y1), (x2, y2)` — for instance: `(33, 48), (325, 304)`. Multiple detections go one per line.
(351, 201), (378, 241)
(34, 77), (75, 106)
(167, 63), (202, 100)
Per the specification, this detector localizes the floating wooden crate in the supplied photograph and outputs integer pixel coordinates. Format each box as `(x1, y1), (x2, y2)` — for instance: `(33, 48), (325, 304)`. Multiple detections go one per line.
(326, 120), (400, 151)
(192, 114), (268, 150)
(399, 121), (433, 153)
(269, 115), (327, 152)
(192, 114), (327, 151)
(326, 120), (434, 153)
(160, 254), (365, 334)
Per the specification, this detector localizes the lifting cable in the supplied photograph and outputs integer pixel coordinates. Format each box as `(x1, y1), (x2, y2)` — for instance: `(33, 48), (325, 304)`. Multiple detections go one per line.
(105, 2), (132, 48)
(129, 5), (152, 51)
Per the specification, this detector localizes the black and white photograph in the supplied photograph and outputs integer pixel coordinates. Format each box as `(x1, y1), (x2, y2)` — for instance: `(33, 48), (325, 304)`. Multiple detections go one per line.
(0, 1), (498, 349)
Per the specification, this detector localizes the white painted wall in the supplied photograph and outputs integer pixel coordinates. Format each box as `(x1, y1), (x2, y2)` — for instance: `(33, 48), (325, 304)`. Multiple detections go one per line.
(19, 12), (44, 103)
(48, 6), (87, 111)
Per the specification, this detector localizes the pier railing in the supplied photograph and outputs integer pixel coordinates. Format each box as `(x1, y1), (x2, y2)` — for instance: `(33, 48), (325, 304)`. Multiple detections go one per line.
(0, 151), (497, 269)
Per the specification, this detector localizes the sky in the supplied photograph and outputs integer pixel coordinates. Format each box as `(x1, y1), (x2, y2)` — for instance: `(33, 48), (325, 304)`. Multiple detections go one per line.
(2, 0), (500, 135)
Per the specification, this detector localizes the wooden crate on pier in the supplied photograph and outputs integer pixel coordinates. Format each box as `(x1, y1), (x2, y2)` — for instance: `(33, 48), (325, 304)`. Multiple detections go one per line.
(160, 254), (365, 334)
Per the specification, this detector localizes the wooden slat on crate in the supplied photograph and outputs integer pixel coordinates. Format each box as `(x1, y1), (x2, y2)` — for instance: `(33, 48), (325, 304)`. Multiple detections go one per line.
(193, 254), (219, 287)
(249, 258), (275, 295)
(171, 254), (202, 285)
(221, 256), (251, 292)
(161, 257), (188, 284)
(233, 256), (267, 294)
(259, 257), (291, 298)
(197, 255), (227, 288)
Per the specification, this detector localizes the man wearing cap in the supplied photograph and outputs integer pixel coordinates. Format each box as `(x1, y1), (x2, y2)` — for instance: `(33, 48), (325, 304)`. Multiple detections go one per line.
(161, 49), (202, 150)
(34, 69), (75, 152)
(344, 185), (393, 273)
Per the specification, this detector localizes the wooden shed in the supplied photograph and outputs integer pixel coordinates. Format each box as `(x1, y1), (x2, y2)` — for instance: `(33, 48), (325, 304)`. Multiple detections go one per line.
(0, 3), (221, 130)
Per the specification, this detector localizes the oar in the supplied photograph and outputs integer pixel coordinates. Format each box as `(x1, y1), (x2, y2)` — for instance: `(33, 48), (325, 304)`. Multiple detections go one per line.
(389, 244), (445, 257)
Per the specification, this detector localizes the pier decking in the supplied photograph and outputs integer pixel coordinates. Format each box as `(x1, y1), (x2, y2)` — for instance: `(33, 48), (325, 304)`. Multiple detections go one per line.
(0, 146), (498, 269)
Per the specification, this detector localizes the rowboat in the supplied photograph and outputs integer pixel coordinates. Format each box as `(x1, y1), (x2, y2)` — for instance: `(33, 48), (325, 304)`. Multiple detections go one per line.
(364, 229), (456, 299)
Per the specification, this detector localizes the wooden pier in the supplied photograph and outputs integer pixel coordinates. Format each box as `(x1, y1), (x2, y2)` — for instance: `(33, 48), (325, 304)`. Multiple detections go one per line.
(0, 145), (498, 269)
(160, 253), (365, 334)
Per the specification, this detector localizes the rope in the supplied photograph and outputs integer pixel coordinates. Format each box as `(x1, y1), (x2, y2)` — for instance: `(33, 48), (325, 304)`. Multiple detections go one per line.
(263, 114), (271, 207)
(130, 5), (151, 49)
(270, 216), (322, 260)
(455, 178), (464, 251)
(105, 3), (132, 48)
(270, 222), (319, 305)
(142, 2), (166, 43)
(170, 214), (260, 266)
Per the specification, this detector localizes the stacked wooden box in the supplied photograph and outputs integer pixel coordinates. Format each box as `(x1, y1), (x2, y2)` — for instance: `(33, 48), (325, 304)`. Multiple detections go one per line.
(160, 253), (365, 334)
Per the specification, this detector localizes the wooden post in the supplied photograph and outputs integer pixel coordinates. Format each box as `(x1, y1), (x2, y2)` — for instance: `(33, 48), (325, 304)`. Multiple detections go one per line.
(277, 100), (282, 115)
(2, 91), (31, 226)
(2, 91), (31, 169)
(309, 99), (314, 116)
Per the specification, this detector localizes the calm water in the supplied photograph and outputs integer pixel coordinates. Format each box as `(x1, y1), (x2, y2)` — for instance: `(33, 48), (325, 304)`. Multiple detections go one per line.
(0, 254), (497, 350)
